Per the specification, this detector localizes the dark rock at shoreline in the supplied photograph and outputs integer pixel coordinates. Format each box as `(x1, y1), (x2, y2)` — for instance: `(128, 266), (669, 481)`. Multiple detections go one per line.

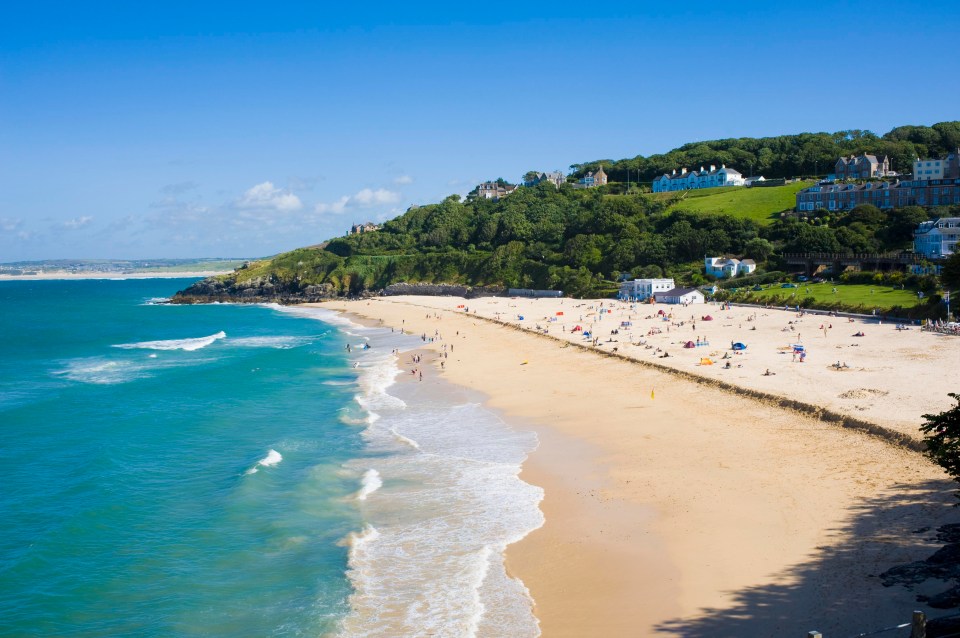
(170, 275), (337, 304)
(170, 276), (505, 304)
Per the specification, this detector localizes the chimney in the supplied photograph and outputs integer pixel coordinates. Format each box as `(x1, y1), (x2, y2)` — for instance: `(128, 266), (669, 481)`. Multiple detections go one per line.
(681, 168), (687, 175)
(721, 164), (725, 169)
(710, 165), (716, 171)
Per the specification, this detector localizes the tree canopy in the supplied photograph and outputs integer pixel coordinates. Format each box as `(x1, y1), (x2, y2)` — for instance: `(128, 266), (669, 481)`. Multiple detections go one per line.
(571, 121), (960, 183)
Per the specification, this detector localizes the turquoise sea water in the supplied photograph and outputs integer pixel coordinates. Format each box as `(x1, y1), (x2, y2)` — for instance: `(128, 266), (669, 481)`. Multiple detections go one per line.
(0, 279), (543, 637)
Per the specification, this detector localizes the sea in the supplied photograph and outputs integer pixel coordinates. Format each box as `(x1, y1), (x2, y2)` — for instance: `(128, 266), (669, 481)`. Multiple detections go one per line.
(0, 278), (544, 637)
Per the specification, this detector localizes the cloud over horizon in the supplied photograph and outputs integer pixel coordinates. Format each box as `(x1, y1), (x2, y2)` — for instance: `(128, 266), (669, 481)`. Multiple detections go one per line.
(59, 216), (94, 230)
(315, 187), (401, 214)
(234, 182), (302, 212)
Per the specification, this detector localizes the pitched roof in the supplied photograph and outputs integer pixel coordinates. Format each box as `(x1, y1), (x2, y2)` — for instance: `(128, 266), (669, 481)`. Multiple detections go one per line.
(657, 287), (700, 297)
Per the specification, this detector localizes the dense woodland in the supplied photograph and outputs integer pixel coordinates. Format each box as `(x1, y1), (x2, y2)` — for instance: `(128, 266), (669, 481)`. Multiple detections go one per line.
(569, 121), (960, 184)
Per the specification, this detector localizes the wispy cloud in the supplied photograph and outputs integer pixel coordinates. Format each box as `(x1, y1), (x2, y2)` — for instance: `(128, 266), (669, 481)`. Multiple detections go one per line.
(393, 175), (413, 185)
(59, 216), (94, 230)
(315, 188), (400, 214)
(288, 175), (326, 192)
(0, 217), (23, 233)
(235, 182), (302, 212)
(160, 181), (200, 196)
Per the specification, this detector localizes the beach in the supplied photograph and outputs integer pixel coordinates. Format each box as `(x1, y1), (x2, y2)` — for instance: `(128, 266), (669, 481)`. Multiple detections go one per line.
(318, 295), (960, 636)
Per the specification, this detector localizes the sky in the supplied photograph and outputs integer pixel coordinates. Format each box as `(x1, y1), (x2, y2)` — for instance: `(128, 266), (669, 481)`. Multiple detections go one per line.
(1, 1), (959, 261)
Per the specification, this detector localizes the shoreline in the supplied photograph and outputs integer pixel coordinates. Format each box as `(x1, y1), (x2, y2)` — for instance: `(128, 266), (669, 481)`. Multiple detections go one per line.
(320, 296), (960, 636)
(0, 271), (228, 281)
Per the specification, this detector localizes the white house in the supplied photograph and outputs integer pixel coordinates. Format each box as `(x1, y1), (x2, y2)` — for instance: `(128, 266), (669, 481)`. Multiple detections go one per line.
(652, 165), (745, 193)
(744, 176), (766, 187)
(914, 217), (960, 259)
(704, 257), (756, 278)
(618, 278), (675, 301)
(913, 150), (959, 181)
(654, 287), (705, 304)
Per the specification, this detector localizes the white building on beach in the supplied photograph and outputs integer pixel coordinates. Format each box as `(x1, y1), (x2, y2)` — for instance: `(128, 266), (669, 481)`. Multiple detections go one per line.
(618, 278), (675, 301)
(654, 287), (705, 304)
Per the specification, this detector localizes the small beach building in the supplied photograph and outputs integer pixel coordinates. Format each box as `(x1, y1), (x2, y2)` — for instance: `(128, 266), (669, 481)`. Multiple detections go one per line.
(654, 287), (705, 304)
(618, 278), (675, 301)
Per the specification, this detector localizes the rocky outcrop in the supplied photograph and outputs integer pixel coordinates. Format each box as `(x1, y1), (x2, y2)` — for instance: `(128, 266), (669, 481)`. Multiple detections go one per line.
(381, 283), (505, 298)
(170, 275), (337, 304)
(171, 275), (505, 304)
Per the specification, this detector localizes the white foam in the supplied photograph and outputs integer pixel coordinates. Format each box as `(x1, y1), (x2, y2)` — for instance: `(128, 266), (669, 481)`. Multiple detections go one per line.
(246, 449), (283, 475)
(113, 331), (226, 351)
(389, 428), (420, 450)
(55, 359), (132, 385)
(355, 469), (382, 501)
(338, 396), (543, 638)
(228, 335), (311, 349)
(54, 353), (215, 385)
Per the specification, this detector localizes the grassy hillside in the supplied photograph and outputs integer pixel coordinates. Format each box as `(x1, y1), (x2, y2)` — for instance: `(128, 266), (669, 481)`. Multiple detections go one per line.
(651, 182), (811, 225)
(730, 281), (921, 310)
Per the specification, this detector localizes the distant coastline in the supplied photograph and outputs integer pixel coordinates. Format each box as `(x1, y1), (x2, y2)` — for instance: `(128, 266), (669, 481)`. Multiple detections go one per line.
(0, 271), (230, 281)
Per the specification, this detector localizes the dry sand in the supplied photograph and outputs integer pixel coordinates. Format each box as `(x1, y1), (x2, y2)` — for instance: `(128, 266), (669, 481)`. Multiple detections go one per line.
(318, 296), (960, 637)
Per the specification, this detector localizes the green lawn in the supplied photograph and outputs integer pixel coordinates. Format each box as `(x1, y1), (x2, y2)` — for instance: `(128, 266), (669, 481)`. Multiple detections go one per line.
(652, 181), (811, 225)
(732, 282), (923, 310)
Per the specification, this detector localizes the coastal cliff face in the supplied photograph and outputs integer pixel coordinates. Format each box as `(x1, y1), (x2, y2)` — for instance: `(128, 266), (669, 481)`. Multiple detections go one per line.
(170, 275), (338, 304)
(170, 276), (505, 304)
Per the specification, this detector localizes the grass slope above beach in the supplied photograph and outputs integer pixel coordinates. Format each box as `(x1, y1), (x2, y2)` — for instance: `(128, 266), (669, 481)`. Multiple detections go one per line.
(651, 181), (812, 225)
(730, 282), (922, 310)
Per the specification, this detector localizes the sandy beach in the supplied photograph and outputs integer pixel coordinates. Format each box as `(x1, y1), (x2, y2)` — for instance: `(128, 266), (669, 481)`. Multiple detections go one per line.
(319, 295), (960, 636)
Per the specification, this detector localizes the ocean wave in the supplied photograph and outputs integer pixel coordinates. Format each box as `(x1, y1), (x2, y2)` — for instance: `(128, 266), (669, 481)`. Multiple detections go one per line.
(355, 469), (382, 501)
(141, 296), (171, 305)
(337, 457), (543, 638)
(245, 449), (283, 475)
(227, 335), (311, 349)
(55, 358), (147, 385)
(323, 379), (357, 387)
(113, 331), (226, 351)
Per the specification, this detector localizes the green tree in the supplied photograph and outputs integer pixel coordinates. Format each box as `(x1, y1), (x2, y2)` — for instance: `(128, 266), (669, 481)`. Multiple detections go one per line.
(942, 252), (960, 291)
(744, 237), (774, 262)
(920, 394), (960, 501)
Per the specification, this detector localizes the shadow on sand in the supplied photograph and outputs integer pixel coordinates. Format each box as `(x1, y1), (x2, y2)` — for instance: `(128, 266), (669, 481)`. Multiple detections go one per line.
(654, 479), (960, 637)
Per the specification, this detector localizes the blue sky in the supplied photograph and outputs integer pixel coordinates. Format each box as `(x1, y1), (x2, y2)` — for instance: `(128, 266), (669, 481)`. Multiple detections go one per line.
(1, 1), (958, 260)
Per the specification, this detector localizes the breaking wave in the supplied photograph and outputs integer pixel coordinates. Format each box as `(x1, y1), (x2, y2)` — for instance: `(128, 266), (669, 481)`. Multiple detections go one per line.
(114, 331), (226, 351)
